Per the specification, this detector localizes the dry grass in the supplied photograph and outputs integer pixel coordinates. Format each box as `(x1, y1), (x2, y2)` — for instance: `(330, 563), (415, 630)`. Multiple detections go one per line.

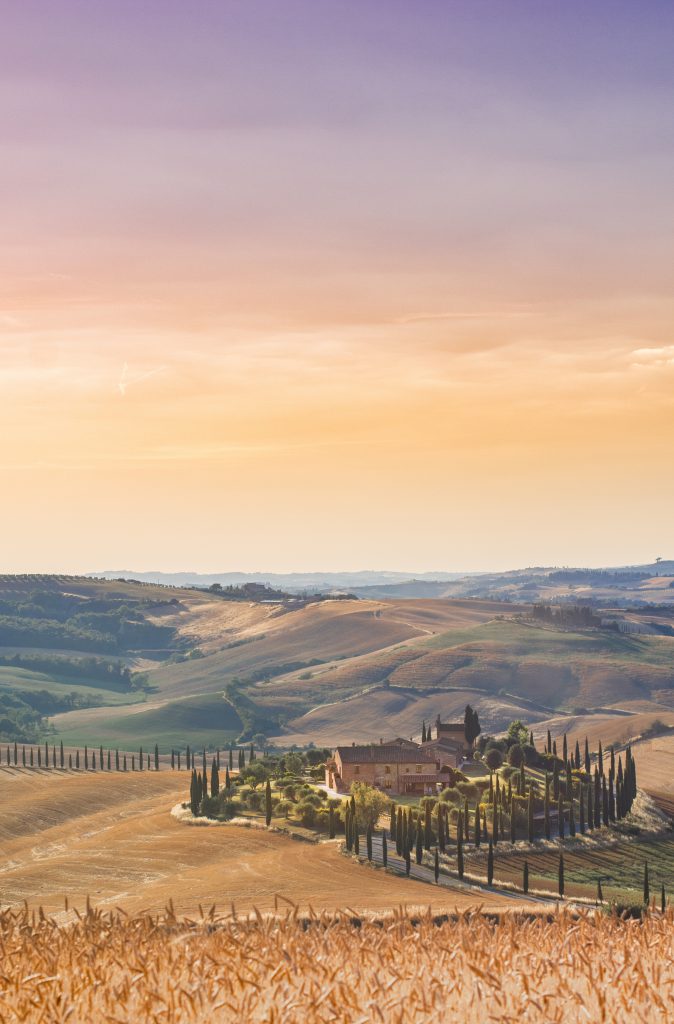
(0, 904), (672, 1022)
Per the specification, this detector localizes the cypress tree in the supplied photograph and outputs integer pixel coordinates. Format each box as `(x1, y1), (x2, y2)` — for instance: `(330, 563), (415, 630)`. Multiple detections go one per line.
(99, 745), (104, 769)
(210, 758), (220, 797)
(202, 748), (206, 775)
(228, 745), (233, 770)
(249, 743), (255, 762)
(139, 747), (143, 771)
(544, 777), (551, 840)
(602, 777), (609, 827)
(328, 803), (335, 839)
(216, 748), (220, 769)
(553, 739), (557, 757)
(30, 747), (34, 767)
(464, 799), (470, 841)
(22, 746), (26, 768)
(558, 853), (564, 898)
(405, 847), (411, 876)
(457, 829), (464, 879)
(562, 733), (568, 764)
(13, 741), (17, 765)
(529, 730), (534, 747)
(345, 806), (352, 851)
(616, 779), (623, 820)
(225, 766), (231, 789)
(132, 755), (135, 771)
(397, 808), (404, 856)
(558, 796), (564, 839)
(610, 746), (615, 777)
(190, 769), (199, 815)
(38, 747), (42, 768)
(598, 740), (603, 775)
(155, 744), (159, 772)
(492, 803), (498, 845)
(546, 729), (552, 755)
(52, 745), (56, 768)
(45, 741), (49, 768)
(5, 746), (9, 767)
(553, 760), (559, 800)
(438, 805), (446, 853)
(644, 861), (650, 906)
(178, 752), (181, 771)
(421, 721), (427, 743)
(107, 749), (111, 771)
(434, 847), (440, 883)
(390, 802), (397, 839)
(75, 750), (79, 769)
(68, 753), (72, 770)
(147, 753), (150, 770)
(115, 749), (120, 771)
(597, 879), (603, 904)
(487, 840), (494, 885)
(523, 860), (529, 894)
(587, 783), (594, 830)
(510, 794), (516, 843)
(594, 768), (601, 823)
(265, 779), (272, 826)
(489, 772), (494, 805)
(456, 809), (463, 849)
(574, 739), (580, 770)
(354, 824), (360, 856)
(123, 754), (127, 771)
(84, 745), (89, 770)
(579, 785), (585, 834)
(661, 884), (666, 914)
(474, 803), (481, 847)
(519, 762), (525, 796)
(382, 829), (387, 867)
(171, 750), (175, 770)
(527, 788), (534, 844)
(569, 799), (576, 837)
(584, 737), (590, 774)
(424, 802), (432, 850)
(186, 745), (191, 770)
(416, 824), (423, 865)
(92, 750), (96, 771)
(608, 774), (615, 822)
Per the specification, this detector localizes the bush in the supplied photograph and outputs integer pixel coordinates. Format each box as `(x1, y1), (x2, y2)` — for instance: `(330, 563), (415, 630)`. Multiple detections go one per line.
(485, 748), (504, 771)
(439, 787), (460, 804)
(218, 798), (242, 821)
(456, 781), (478, 801)
(296, 800), (318, 827)
(246, 790), (264, 811)
(508, 744), (524, 768)
(275, 799), (293, 818)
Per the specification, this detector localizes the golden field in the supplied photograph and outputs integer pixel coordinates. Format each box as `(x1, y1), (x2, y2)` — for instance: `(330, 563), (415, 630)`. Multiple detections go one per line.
(0, 904), (672, 1023)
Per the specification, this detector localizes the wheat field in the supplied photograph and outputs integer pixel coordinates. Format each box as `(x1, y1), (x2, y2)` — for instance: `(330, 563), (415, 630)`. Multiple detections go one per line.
(0, 904), (671, 1023)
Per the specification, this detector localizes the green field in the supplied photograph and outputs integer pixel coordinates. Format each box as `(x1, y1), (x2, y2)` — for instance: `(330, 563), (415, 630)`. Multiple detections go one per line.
(0, 667), (146, 707)
(51, 692), (243, 749)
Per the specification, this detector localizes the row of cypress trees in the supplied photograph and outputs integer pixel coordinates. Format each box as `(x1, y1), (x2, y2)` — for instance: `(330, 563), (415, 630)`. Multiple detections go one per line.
(3, 741), (163, 772)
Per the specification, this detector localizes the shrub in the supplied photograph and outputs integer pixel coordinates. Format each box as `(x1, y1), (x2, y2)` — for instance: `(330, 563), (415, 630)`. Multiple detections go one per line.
(485, 748), (504, 771)
(296, 800), (318, 827)
(246, 790), (264, 811)
(508, 744), (524, 768)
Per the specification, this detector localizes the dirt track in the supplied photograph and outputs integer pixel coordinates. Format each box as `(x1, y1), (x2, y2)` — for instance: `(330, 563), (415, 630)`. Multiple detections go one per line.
(0, 769), (523, 917)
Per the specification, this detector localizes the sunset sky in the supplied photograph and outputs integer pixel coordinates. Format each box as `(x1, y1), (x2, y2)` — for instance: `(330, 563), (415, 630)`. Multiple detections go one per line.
(1, 1), (672, 573)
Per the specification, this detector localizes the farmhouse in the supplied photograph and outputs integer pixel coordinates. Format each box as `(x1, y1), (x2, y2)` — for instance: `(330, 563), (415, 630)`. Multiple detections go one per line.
(325, 742), (445, 796)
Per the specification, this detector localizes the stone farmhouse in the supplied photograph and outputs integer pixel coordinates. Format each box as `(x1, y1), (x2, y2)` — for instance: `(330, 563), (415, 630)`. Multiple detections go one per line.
(325, 719), (474, 796)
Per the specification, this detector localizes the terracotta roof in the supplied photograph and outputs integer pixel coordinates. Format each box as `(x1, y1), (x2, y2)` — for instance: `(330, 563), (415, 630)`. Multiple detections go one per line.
(335, 745), (436, 765)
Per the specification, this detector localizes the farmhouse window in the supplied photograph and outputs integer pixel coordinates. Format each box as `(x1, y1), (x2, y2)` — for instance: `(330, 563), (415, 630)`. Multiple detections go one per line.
(385, 765), (391, 774)
(416, 764), (422, 773)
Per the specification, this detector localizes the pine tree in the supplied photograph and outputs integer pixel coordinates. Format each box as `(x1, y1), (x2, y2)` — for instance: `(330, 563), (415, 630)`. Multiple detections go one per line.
(487, 840), (494, 885)
(265, 779), (272, 827)
(558, 853), (564, 898)
(382, 829), (388, 867)
(644, 861), (649, 906)
(523, 860), (529, 894)
(434, 847), (440, 883)
(210, 758), (220, 797)
(154, 745), (159, 772)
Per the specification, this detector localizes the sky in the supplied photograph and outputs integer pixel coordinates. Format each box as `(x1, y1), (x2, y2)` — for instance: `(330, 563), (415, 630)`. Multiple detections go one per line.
(1, 0), (673, 574)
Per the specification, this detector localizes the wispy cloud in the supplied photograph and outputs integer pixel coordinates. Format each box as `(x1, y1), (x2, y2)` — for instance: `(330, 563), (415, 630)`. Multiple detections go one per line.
(118, 362), (167, 396)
